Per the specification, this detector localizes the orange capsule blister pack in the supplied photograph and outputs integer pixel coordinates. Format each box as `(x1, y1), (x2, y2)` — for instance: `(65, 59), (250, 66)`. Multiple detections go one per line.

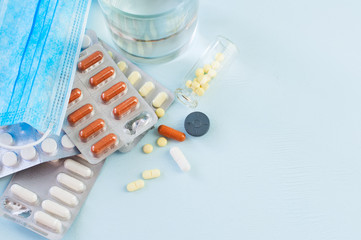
(62, 43), (157, 164)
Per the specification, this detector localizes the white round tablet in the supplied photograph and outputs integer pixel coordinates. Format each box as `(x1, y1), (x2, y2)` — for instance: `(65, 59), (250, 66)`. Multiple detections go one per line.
(61, 135), (75, 149)
(41, 138), (58, 154)
(0, 133), (14, 146)
(20, 147), (37, 161)
(2, 151), (18, 167)
(81, 35), (92, 49)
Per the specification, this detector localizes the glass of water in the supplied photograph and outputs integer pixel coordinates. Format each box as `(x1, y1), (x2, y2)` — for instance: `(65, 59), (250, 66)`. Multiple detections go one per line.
(98, 0), (199, 63)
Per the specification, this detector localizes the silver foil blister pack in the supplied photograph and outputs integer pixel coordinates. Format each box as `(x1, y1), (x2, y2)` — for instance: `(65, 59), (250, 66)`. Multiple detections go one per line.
(0, 156), (104, 240)
(0, 123), (79, 178)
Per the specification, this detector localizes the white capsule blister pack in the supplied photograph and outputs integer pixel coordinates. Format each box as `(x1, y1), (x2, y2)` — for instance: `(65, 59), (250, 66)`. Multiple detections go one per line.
(62, 43), (158, 163)
(0, 123), (79, 178)
(0, 155), (104, 240)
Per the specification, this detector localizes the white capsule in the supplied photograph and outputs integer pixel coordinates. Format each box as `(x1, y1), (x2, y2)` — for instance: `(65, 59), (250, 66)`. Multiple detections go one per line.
(42, 200), (71, 220)
(169, 147), (191, 172)
(128, 71), (141, 85)
(57, 173), (86, 193)
(20, 146), (37, 161)
(49, 186), (79, 207)
(41, 138), (58, 154)
(61, 135), (75, 149)
(152, 92), (168, 108)
(10, 184), (38, 205)
(0, 132), (14, 145)
(64, 159), (93, 179)
(2, 151), (18, 167)
(139, 81), (155, 97)
(34, 211), (62, 233)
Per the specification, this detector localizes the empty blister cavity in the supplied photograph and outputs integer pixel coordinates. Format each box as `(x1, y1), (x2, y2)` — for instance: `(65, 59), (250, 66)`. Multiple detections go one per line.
(10, 184), (38, 205)
(3, 198), (32, 218)
(57, 173), (86, 193)
(124, 112), (152, 135)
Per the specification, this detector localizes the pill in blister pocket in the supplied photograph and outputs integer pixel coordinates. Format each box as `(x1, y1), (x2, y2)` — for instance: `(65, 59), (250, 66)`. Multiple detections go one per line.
(89, 66), (115, 87)
(155, 108), (165, 118)
(42, 200), (71, 220)
(128, 71), (141, 85)
(57, 173), (86, 193)
(170, 147), (191, 172)
(69, 88), (82, 103)
(10, 184), (38, 204)
(113, 96), (139, 119)
(64, 159), (93, 178)
(78, 51), (103, 71)
(158, 125), (186, 142)
(101, 82), (126, 103)
(79, 119), (105, 142)
(91, 133), (117, 156)
(67, 104), (94, 126)
(34, 211), (62, 233)
(61, 135), (75, 149)
(139, 81), (155, 97)
(20, 147), (37, 161)
(0, 132), (14, 145)
(2, 151), (18, 167)
(142, 169), (161, 179)
(152, 92), (168, 108)
(117, 61), (128, 73)
(41, 138), (58, 154)
(49, 186), (79, 207)
(127, 179), (144, 192)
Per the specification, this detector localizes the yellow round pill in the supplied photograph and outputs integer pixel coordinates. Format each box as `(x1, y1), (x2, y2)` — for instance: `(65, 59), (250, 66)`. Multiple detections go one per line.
(215, 52), (225, 62)
(155, 108), (165, 118)
(203, 64), (211, 73)
(143, 144), (153, 154)
(191, 81), (200, 89)
(195, 68), (204, 77)
(157, 137), (167, 147)
(185, 80), (192, 88)
(201, 82), (209, 90)
(195, 88), (205, 96)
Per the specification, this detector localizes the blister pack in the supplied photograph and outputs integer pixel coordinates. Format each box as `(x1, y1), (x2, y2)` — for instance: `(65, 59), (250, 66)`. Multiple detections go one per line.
(63, 43), (158, 163)
(0, 123), (79, 178)
(0, 156), (104, 240)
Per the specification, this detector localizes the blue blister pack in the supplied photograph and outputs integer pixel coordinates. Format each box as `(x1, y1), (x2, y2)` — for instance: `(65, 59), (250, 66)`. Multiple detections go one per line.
(0, 123), (79, 178)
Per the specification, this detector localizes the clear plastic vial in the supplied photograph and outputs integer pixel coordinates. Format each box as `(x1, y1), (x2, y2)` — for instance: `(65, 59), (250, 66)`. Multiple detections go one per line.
(175, 36), (239, 108)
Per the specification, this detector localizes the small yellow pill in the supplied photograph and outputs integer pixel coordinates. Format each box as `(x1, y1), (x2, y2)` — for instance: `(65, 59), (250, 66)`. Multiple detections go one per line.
(201, 83), (209, 90)
(203, 64), (211, 73)
(200, 75), (211, 85)
(215, 52), (225, 62)
(208, 69), (217, 78)
(191, 81), (200, 89)
(211, 61), (221, 70)
(195, 68), (204, 77)
(117, 61), (128, 73)
(139, 81), (155, 97)
(152, 92), (168, 108)
(128, 71), (141, 85)
(142, 169), (161, 180)
(157, 137), (167, 147)
(155, 108), (165, 118)
(107, 51), (113, 59)
(186, 80), (192, 88)
(195, 88), (205, 96)
(127, 179), (144, 192)
(143, 144), (153, 154)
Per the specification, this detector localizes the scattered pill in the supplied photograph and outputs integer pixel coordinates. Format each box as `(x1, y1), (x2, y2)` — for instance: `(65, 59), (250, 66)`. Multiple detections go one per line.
(143, 144), (153, 154)
(42, 200), (71, 220)
(2, 151), (18, 167)
(117, 61), (128, 73)
(170, 147), (191, 171)
(203, 64), (211, 73)
(158, 125), (186, 142)
(0, 133), (14, 146)
(64, 159), (93, 179)
(10, 184), (38, 204)
(61, 135), (75, 149)
(157, 137), (167, 147)
(91, 133), (118, 156)
(41, 138), (58, 154)
(185, 80), (192, 88)
(101, 82), (127, 103)
(155, 108), (165, 118)
(78, 51), (103, 71)
(215, 52), (225, 62)
(139, 81), (155, 97)
(195, 68), (204, 77)
(89, 66), (115, 87)
(81, 35), (92, 49)
(20, 146), (37, 161)
(67, 104), (94, 126)
(142, 169), (161, 180)
(49, 186), (79, 207)
(152, 92), (168, 108)
(211, 60), (220, 70)
(127, 179), (145, 192)
(79, 118), (105, 142)
(184, 112), (210, 137)
(128, 71), (141, 85)
(113, 96), (139, 119)
(69, 88), (82, 103)
(57, 173), (86, 193)
(34, 211), (62, 233)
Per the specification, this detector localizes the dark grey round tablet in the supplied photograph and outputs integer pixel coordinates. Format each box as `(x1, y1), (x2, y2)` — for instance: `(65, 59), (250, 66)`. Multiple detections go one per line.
(184, 112), (210, 137)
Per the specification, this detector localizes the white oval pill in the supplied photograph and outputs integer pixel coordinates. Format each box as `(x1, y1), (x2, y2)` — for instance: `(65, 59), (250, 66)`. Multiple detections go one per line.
(49, 186), (79, 207)
(2, 151), (18, 167)
(10, 184), (38, 205)
(34, 211), (62, 233)
(169, 147), (191, 172)
(61, 135), (75, 149)
(128, 71), (141, 85)
(57, 173), (86, 193)
(0, 133), (14, 145)
(42, 200), (71, 220)
(41, 138), (58, 154)
(20, 146), (37, 161)
(139, 81), (155, 97)
(64, 159), (92, 179)
(152, 92), (168, 108)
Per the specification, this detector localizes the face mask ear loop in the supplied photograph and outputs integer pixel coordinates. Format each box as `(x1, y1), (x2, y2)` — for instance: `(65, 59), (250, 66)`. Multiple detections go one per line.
(0, 124), (53, 150)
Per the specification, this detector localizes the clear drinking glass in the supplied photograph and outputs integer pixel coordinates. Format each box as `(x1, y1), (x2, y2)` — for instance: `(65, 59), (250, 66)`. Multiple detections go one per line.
(98, 0), (199, 63)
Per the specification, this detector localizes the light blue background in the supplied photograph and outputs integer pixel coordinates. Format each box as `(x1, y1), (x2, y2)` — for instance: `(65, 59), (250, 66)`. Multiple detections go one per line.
(1, 0), (361, 239)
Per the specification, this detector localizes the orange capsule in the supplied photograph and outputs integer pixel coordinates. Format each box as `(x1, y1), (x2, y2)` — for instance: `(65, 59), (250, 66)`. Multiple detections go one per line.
(89, 66), (115, 87)
(69, 88), (82, 103)
(113, 96), (138, 119)
(67, 104), (93, 126)
(158, 125), (186, 142)
(79, 119), (105, 141)
(101, 82), (127, 103)
(78, 51), (103, 71)
(91, 133), (117, 156)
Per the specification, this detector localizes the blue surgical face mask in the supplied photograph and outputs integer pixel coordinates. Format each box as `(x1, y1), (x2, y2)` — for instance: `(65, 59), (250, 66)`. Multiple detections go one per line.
(0, 0), (91, 134)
